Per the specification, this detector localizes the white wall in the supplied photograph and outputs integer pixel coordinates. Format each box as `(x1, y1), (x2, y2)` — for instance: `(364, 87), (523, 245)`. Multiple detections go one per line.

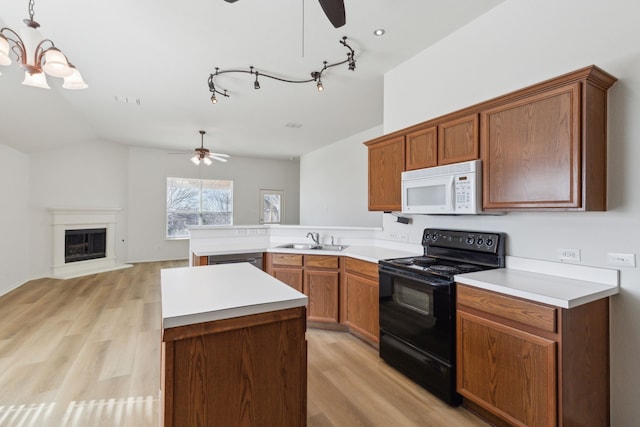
(11, 140), (300, 279)
(28, 139), (130, 279)
(384, 1), (640, 424)
(127, 146), (300, 263)
(0, 145), (30, 295)
(300, 126), (383, 227)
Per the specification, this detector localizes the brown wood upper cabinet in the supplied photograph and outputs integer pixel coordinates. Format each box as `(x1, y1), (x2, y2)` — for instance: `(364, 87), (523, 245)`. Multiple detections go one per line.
(366, 135), (405, 211)
(405, 125), (437, 170)
(366, 113), (479, 211)
(481, 66), (617, 211)
(437, 113), (479, 165)
(365, 65), (615, 212)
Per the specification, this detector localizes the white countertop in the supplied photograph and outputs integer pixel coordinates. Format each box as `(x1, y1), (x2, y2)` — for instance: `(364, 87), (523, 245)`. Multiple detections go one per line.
(161, 263), (308, 330)
(266, 244), (421, 264)
(191, 242), (421, 263)
(455, 256), (619, 309)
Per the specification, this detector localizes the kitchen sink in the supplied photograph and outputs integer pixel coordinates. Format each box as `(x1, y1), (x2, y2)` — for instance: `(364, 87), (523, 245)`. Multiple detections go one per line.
(276, 243), (349, 251)
(277, 243), (316, 250)
(314, 244), (349, 251)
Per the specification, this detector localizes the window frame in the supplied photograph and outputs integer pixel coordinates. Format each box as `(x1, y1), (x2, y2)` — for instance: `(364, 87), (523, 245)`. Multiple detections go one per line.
(166, 177), (234, 239)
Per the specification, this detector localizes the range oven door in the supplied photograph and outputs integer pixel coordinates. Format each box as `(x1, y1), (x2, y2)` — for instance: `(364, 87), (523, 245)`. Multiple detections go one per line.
(379, 265), (455, 364)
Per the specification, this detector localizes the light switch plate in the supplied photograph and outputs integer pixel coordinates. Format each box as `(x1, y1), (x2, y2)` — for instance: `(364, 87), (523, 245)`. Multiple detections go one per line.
(607, 252), (636, 267)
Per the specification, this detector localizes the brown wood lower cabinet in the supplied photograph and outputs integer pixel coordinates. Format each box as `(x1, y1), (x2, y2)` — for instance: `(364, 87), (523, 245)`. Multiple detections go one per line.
(456, 284), (610, 427)
(343, 257), (379, 345)
(266, 253), (340, 324)
(162, 307), (307, 427)
(266, 253), (380, 346)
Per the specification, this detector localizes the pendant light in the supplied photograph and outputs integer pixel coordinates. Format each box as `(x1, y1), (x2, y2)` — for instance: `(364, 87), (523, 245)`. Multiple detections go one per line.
(0, 0), (87, 89)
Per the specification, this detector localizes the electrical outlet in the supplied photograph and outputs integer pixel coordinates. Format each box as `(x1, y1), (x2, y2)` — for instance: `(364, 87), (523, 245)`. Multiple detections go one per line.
(399, 233), (408, 241)
(607, 252), (636, 267)
(557, 248), (581, 262)
(389, 233), (397, 240)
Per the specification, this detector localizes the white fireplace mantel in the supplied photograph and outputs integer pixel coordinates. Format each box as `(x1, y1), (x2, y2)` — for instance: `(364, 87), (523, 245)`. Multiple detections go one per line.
(50, 208), (132, 279)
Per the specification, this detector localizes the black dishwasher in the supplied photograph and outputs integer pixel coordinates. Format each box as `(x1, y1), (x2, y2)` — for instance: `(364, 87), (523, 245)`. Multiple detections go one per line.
(207, 252), (264, 270)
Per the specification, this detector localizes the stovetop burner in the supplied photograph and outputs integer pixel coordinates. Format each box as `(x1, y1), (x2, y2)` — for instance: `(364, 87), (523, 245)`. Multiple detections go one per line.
(380, 229), (505, 281)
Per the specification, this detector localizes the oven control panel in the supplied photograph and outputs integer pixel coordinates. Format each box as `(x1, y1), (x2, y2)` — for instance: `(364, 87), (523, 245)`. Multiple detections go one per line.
(422, 229), (503, 253)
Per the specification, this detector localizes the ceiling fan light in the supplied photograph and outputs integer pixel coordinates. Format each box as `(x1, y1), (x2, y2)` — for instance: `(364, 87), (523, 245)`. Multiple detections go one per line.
(42, 47), (73, 77)
(63, 65), (88, 89)
(0, 36), (12, 66)
(22, 71), (50, 89)
(203, 157), (213, 166)
(191, 155), (200, 165)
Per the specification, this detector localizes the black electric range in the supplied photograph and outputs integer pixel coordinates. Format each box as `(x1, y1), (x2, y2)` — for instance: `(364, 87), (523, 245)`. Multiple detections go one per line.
(378, 228), (506, 405)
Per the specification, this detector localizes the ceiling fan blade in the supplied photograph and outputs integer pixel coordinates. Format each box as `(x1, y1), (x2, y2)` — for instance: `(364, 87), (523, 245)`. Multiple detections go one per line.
(210, 152), (230, 158)
(210, 155), (229, 162)
(318, 0), (346, 28)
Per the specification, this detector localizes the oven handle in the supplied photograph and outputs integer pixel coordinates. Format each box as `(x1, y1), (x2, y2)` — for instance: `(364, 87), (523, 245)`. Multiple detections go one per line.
(378, 265), (450, 287)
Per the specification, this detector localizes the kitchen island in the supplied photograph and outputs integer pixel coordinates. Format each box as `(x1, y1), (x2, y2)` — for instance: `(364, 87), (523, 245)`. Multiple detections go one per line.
(160, 263), (308, 427)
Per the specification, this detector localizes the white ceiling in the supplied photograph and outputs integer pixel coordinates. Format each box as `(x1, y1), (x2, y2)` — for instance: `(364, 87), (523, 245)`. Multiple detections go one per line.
(0, 0), (504, 159)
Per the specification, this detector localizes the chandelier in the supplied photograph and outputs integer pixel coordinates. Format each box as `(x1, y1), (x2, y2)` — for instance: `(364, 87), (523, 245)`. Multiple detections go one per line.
(208, 36), (355, 104)
(0, 0), (87, 89)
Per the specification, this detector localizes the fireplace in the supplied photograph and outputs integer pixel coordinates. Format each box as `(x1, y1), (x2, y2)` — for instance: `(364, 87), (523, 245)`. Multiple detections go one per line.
(65, 228), (107, 263)
(50, 208), (132, 279)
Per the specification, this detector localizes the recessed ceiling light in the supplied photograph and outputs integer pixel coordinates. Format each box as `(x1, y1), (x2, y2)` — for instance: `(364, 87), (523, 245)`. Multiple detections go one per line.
(373, 29), (386, 36)
(284, 123), (303, 129)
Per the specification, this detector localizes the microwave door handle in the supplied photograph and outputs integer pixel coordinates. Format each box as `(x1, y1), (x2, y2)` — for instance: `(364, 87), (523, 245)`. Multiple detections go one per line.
(446, 175), (455, 210)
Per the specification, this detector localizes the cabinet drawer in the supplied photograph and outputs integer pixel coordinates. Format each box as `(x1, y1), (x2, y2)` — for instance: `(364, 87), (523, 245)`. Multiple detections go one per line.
(305, 255), (339, 269)
(344, 258), (378, 280)
(271, 253), (303, 267)
(457, 284), (556, 333)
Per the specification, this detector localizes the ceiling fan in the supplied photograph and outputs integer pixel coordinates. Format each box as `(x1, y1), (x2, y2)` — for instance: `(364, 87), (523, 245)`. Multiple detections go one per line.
(223, 0), (346, 28)
(172, 130), (230, 166)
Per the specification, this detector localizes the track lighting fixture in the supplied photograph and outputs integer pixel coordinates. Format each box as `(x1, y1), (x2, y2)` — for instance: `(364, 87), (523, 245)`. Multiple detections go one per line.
(0, 0), (87, 89)
(208, 36), (356, 102)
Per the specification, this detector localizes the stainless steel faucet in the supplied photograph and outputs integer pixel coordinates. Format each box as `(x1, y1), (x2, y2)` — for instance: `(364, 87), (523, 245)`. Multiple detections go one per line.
(306, 232), (320, 245)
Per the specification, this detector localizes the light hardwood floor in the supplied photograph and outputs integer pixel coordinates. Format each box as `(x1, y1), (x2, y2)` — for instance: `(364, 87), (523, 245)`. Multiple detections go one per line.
(0, 261), (488, 427)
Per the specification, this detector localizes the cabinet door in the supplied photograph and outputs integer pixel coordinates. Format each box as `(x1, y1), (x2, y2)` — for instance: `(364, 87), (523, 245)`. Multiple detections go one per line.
(482, 83), (581, 210)
(438, 113), (479, 165)
(367, 135), (405, 211)
(345, 273), (379, 344)
(457, 311), (557, 427)
(405, 125), (437, 170)
(304, 270), (339, 323)
(272, 267), (303, 293)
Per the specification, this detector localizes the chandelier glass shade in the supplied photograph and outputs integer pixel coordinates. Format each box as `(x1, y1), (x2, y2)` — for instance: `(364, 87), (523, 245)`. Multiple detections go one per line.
(0, 0), (87, 89)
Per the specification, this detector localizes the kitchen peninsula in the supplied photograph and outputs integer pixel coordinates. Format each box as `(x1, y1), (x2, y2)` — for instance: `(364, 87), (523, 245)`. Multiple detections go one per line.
(160, 263), (308, 427)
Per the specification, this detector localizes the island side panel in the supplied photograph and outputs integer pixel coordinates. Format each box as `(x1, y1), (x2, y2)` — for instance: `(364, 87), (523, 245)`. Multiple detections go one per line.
(162, 307), (307, 427)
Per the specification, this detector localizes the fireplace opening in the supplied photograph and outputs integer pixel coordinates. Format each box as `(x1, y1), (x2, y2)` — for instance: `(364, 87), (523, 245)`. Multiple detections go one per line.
(65, 228), (107, 263)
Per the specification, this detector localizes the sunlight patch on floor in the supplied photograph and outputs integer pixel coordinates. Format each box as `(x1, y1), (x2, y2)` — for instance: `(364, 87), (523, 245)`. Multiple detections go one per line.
(0, 395), (157, 427)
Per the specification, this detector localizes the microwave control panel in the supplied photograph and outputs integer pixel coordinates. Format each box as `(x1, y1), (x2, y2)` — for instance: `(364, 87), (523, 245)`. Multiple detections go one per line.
(453, 175), (477, 212)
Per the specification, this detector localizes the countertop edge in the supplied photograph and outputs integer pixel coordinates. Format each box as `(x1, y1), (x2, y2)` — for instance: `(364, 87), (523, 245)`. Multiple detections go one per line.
(162, 297), (308, 331)
(455, 262), (620, 309)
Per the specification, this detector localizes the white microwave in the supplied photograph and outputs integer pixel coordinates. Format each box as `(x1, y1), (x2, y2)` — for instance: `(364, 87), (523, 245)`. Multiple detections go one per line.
(401, 160), (485, 214)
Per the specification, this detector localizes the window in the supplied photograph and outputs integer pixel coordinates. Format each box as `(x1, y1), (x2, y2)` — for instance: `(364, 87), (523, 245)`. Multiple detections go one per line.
(260, 189), (284, 224)
(166, 177), (233, 238)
